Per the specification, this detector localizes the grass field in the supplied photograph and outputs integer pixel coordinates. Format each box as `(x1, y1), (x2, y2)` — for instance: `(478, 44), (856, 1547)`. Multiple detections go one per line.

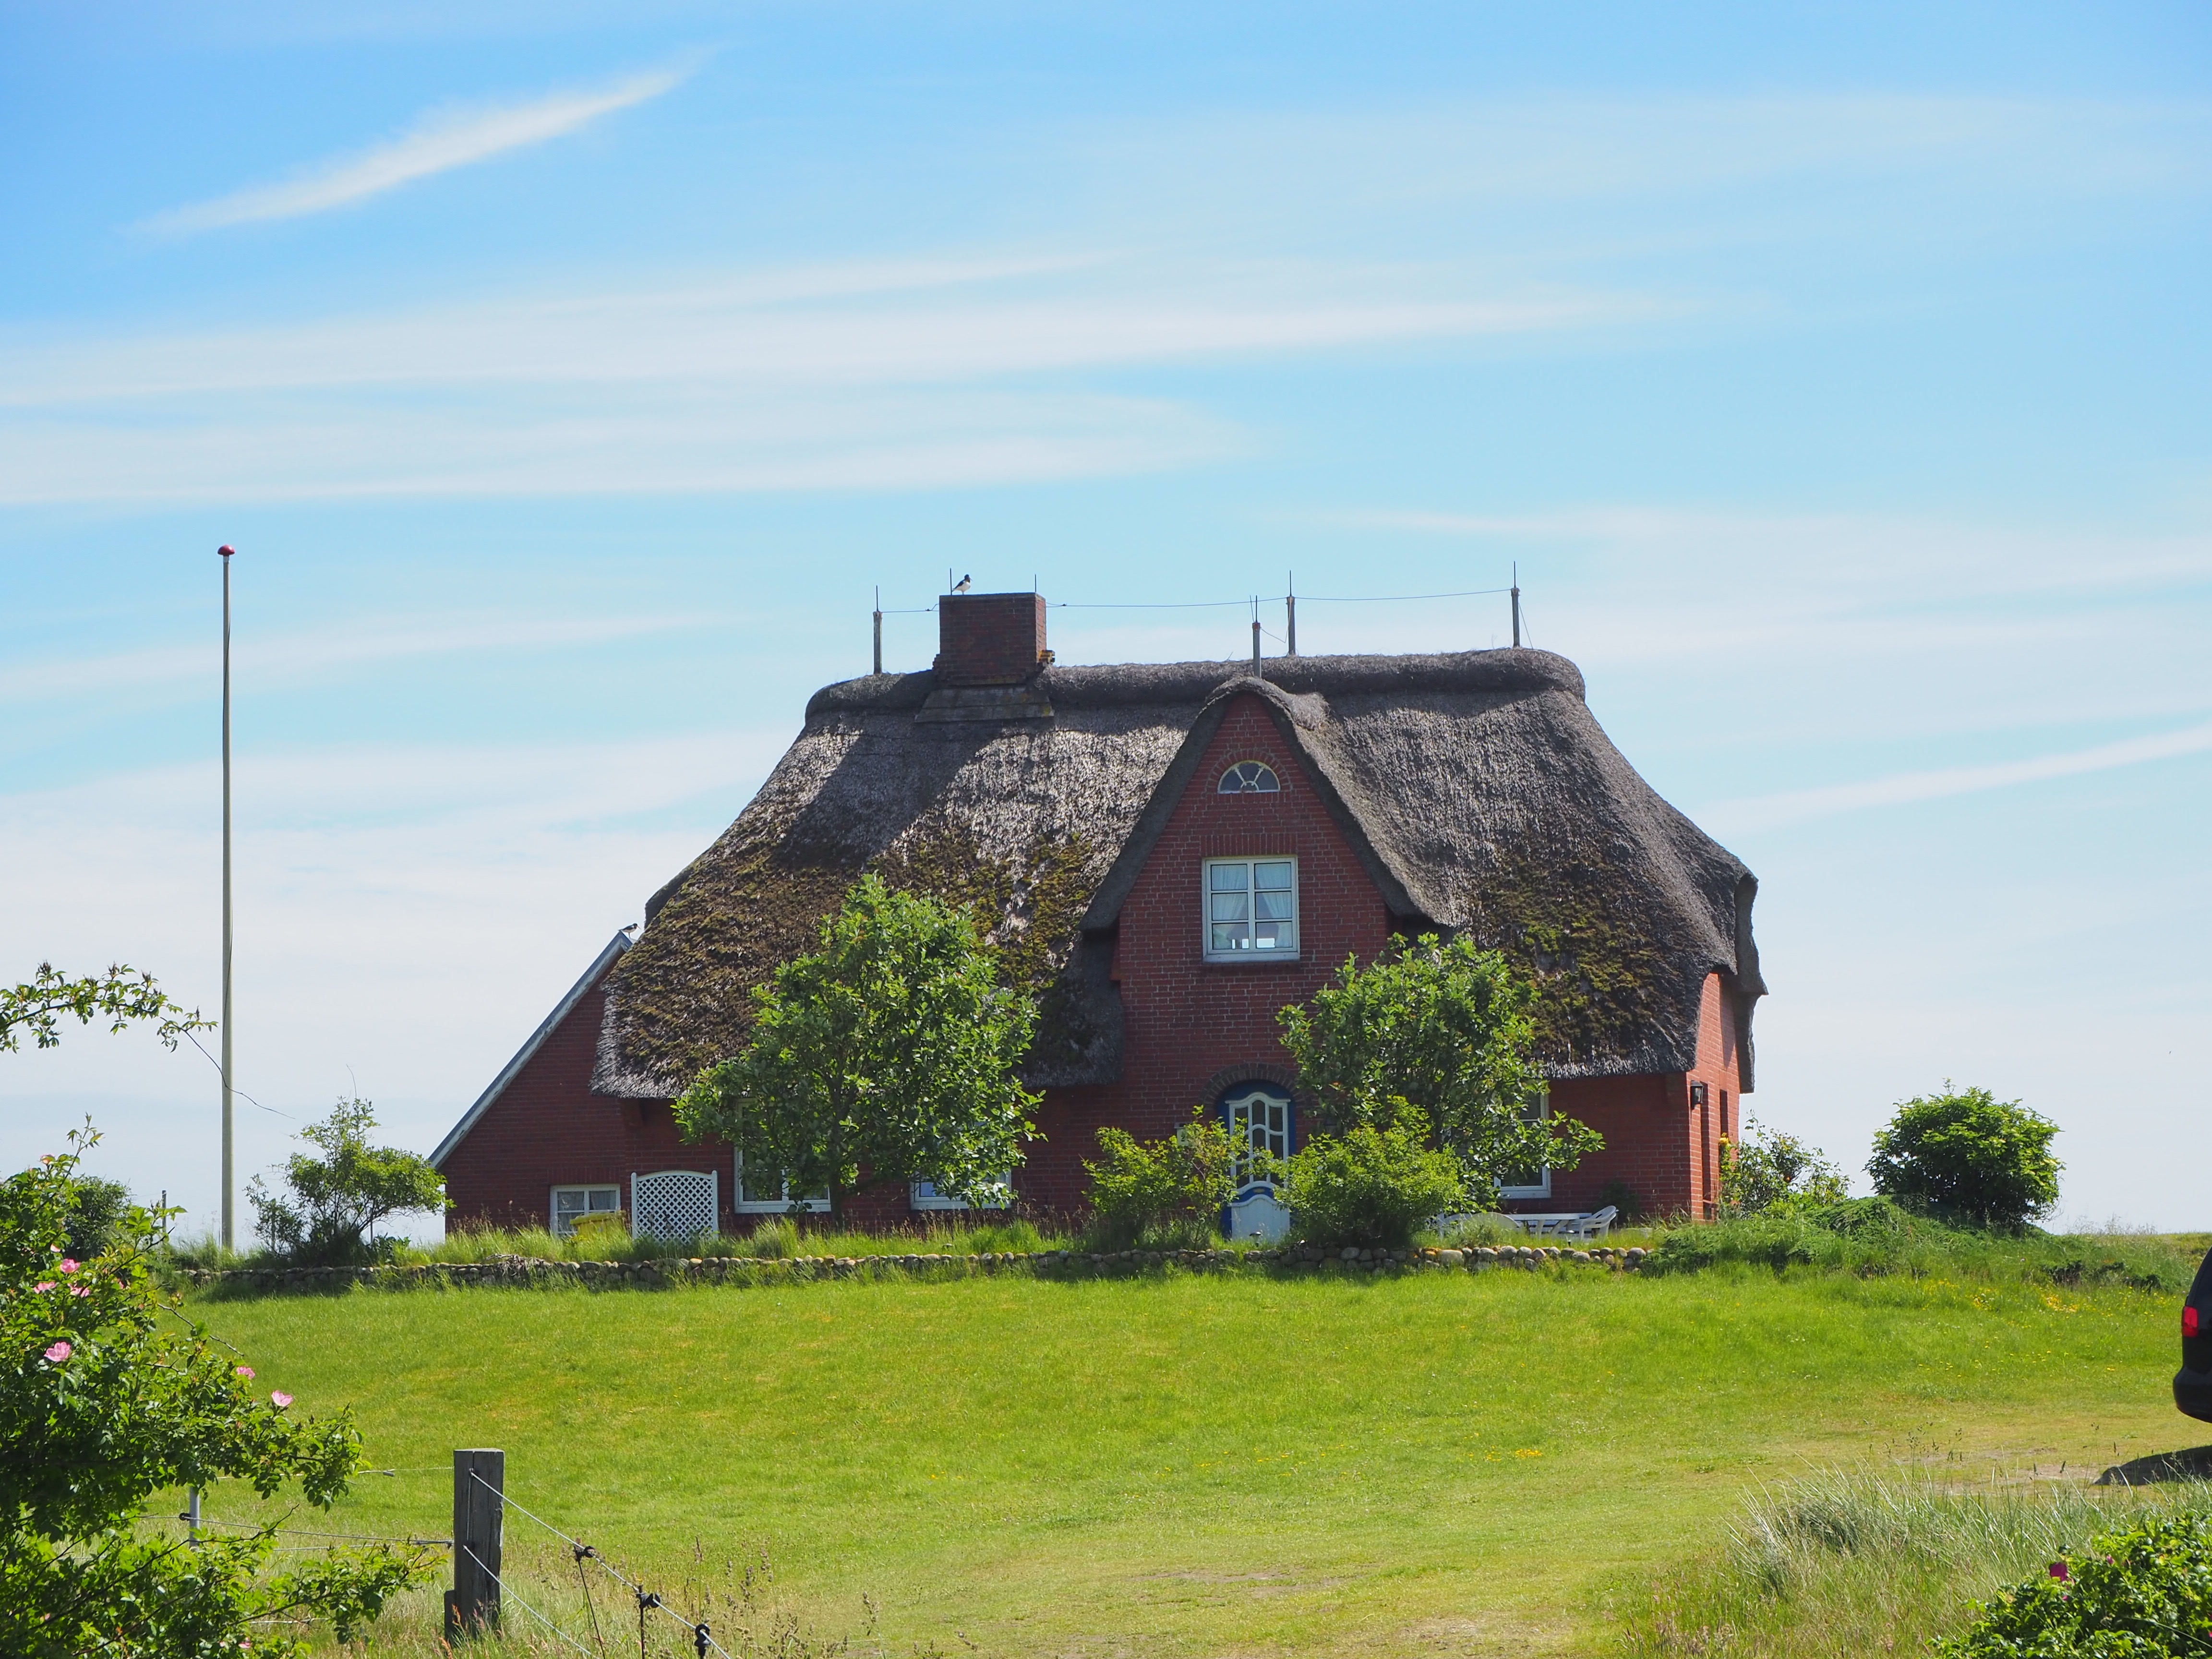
(182, 1264), (2197, 1657)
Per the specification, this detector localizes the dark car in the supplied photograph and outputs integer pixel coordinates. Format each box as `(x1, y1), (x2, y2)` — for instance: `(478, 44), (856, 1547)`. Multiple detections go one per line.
(2176, 1248), (2212, 1421)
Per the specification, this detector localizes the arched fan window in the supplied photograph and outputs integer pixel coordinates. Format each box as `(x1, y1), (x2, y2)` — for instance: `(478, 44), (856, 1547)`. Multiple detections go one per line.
(1218, 760), (1280, 794)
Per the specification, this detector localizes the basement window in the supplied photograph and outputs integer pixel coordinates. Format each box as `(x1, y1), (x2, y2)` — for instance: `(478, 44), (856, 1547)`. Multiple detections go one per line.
(1204, 857), (1298, 960)
(550, 1185), (621, 1237)
(734, 1154), (830, 1214)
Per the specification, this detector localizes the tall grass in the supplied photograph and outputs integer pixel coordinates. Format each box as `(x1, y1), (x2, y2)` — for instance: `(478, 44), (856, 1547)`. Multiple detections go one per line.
(1618, 1466), (2212, 1659)
(399, 1214), (1069, 1267)
(1637, 1208), (2203, 1292)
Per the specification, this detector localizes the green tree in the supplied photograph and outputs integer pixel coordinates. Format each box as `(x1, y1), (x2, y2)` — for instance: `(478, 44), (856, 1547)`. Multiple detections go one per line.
(62, 1175), (135, 1262)
(1082, 1111), (1250, 1250)
(1, 962), (210, 1053)
(247, 1098), (446, 1265)
(1719, 1118), (1849, 1216)
(1866, 1083), (2061, 1230)
(1277, 934), (1600, 1209)
(3, 1128), (429, 1657)
(1283, 1107), (1470, 1249)
(675, 876), (1041, 1222)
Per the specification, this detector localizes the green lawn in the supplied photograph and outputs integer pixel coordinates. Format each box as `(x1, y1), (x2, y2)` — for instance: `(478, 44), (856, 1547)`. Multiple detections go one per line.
(186, 1268), (2191, 1657)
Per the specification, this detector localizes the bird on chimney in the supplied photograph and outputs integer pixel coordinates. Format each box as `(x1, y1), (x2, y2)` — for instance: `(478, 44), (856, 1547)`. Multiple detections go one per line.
(952, 574), (973, 593)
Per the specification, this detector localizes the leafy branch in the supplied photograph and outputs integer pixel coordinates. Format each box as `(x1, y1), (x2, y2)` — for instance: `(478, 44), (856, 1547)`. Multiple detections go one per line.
(0, 962), (213, 1054)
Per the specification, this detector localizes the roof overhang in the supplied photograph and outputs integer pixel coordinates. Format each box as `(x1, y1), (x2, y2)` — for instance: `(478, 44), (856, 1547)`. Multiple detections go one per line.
(429, 928), (634, 1170)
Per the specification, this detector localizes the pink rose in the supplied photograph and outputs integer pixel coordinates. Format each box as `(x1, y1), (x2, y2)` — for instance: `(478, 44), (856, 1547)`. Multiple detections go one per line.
(44, 1341), (71, 1363)
(2049, 1563), (2068, 1581)
(32, 1282), (53, 1293)
(58, 1260), (78, 1273)
(270, 1391), (292, 1408)
(69, 1285), (90, 1298)
(235, 1366), (254, 1379)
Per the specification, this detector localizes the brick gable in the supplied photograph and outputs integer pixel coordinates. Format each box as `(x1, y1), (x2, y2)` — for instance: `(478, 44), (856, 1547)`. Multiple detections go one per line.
(1019, 691), (1392, 1211)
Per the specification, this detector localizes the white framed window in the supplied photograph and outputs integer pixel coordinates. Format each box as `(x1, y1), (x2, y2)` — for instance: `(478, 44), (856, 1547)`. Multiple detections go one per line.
(1218, 760), (1280, 794)
(551, 1184), (622, 1237)
(1497, 1087), (1553, 1200)
(910, 1177), (1013, 1212)
(733, 1154), (830, 1214)
(1204, 857), (1298, 961)
(1221, 1086), (1292, 1195)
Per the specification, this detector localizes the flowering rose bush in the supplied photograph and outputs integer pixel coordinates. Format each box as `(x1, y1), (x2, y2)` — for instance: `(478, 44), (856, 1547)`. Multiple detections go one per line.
(1937, 1513), (2212, 1658)
(2, 1127), (429, 1657)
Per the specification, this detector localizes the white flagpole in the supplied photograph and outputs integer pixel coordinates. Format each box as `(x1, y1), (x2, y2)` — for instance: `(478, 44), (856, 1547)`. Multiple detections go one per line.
(218, 545), (235, 1252)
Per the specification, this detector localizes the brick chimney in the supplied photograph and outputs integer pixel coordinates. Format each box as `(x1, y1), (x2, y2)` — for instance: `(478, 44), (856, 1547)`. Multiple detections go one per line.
(934, 592), (1050, 686)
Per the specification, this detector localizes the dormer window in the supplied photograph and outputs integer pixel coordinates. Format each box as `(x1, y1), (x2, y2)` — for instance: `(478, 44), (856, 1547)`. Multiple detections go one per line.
(1219, 761), (1280, 794)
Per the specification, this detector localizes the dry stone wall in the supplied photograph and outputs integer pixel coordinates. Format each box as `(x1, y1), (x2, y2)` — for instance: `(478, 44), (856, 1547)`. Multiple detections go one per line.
(177, 1243), (1649, 1295)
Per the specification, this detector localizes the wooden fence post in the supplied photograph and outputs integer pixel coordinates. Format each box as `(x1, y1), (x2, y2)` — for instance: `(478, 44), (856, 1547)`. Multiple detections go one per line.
(445, 1448), (504, 1639)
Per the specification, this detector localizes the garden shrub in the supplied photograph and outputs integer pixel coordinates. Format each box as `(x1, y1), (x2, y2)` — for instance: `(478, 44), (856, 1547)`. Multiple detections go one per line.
(1082, 1112), (1242, 1250)
(1278, 934), (1600, 1207)
(1937, 1513), (2212, 1659)
(1719, 1118), (1847, 1216)
(247, 1098), (445, 1266)
(1284, 1107), (1468, 1249)
(63, 1175), (134, 1261)
(1867, 1083), (2061, 1231)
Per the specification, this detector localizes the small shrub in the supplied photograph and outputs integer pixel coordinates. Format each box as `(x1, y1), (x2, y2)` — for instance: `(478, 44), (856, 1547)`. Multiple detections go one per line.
(63, 1175), (134, 1261)
(1284, 1107), (1468, 1249)
(248, 1098), (445, 1266)
(1082, 1112), (1242, 1250)
(1720, 1119), (1847, 1216)
(1868, 1084), (2061, 1230)
(1937, 1512), (2212, 1659)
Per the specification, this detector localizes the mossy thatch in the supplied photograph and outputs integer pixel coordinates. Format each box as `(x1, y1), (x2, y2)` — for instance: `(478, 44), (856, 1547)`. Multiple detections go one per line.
(595, 648), (1762, 1097)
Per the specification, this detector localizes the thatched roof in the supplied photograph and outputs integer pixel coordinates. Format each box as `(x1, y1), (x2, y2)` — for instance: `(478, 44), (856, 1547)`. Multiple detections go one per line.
(592, 647), (1764, 1099)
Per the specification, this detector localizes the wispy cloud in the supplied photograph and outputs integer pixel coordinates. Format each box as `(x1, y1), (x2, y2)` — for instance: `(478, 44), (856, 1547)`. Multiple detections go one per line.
(138, 63), (691, 235)
(0, 259), (1635, 503)
(1703, 719), (2212, 834)
(0, 613), (706, 704)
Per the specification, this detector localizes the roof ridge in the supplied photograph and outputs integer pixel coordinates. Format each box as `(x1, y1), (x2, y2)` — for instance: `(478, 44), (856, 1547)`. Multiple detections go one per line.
(805, 645), (1582, 721)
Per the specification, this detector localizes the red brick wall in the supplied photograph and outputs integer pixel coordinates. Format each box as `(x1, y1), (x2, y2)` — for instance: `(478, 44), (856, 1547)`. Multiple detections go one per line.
(1534, 972), (1743, 1221)
(440, 965), (740, 1232)
(934, 592), (1048, 686)
(1021, 692), (1394, 1211)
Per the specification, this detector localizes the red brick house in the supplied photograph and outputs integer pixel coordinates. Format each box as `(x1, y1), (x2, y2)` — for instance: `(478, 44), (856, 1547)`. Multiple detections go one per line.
(434, 592), (1763, 1238)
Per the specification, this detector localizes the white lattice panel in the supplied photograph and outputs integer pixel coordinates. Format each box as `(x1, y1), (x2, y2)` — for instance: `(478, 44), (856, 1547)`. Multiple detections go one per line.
(630, 1170), (718, 1240)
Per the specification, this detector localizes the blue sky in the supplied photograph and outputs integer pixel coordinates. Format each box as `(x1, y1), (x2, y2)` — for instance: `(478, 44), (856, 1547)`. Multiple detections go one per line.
(4, 2), (2208, 1234)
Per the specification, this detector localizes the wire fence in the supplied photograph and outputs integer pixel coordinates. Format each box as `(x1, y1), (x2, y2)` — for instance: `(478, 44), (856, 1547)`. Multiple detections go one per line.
(477, 1472), (731, 1659)
(185, 1479), (726, 1657)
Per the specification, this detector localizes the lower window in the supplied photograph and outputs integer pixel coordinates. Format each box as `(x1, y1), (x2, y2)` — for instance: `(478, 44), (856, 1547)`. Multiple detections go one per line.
(1497, 1087), (1553, 1200)
(911, 1177), (1012, 1212)
(550, 1184), (621, 1237)
(733, 1154), (830, 1214)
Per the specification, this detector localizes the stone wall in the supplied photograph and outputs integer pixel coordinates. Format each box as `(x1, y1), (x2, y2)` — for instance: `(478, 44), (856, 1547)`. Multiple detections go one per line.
(177, 1243), (1650, 1296)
